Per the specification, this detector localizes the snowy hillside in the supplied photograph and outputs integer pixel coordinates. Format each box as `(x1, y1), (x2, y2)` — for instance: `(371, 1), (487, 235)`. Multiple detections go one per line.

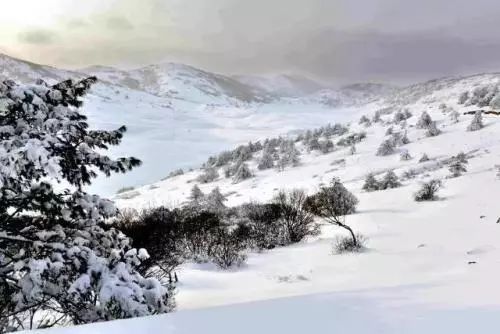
(23, 70), (500, 334)
(105, 73), (500, 333)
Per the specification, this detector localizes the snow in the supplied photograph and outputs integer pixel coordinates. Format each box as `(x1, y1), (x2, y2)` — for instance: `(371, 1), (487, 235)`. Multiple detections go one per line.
(5, 53), (500, 332)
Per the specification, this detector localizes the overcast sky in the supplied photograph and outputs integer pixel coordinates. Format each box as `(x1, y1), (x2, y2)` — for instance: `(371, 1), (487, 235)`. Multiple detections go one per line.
(2, 0), (500, 84)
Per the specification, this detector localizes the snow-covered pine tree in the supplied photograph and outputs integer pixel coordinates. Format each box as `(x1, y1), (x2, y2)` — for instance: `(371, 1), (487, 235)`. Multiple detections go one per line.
(189, 184), (205, 204)
(419, 153), (430, 163)
(362, 173), (380, 192)
(385, 126), (394, 136)
(197, 167), (219, 183)
(319, 139), (334, 154)
(400, 150), (412, 161)
(233, 163), (253, 183)
(206, 187), (227, 213)
(467, 110), (484, 132)
(380, 170), (401, 189)
(376, 139), (396, 156)
(416, 111), (433, 129)
(0, 78), (173, 331)
(257, 151), (274, 170)
(450, 110), (460, 123)
(448, 152), (468, 178)
(425, 121), (441, 137)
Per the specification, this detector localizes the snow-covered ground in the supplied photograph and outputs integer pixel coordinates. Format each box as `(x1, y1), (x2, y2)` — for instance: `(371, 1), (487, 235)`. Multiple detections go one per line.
(5, 53), (500, 333)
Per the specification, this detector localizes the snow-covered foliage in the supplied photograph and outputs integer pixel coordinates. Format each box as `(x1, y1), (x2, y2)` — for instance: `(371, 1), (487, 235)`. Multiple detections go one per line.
(448, 152), (468, 178)
(0, 78), (172, 331)
(467, 111), (484, 132)
(414, 179), (442, 201)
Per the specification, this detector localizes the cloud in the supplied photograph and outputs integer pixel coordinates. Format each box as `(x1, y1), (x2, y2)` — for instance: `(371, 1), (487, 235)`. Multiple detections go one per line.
(18, 29), (57, 45)
(106, 17), (134, 31)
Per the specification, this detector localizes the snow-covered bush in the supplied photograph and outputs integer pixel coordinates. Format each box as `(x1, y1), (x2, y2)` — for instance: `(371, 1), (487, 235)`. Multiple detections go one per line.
(376, 139), (396, 156)
(359, 115), (370, 125)
(0, 78), (173, 331)
(209, 228), (247, 269)
(197, 167), (219, 183)
(380, 170), (401, 189)
(419, 153), (430, 162)
(400, 150), (412, 161)
(257, 151), (274, 170)
(273, 189), (319, 244)
(467, 111), (484, 132)
(414, 179), (442, 201)
(362, 173), (380, 192)
(233, 163), (253, 183)
(458, 91), (469, 105)
(167, 168), (184, 178)
(416, 111), (433, 129)
(319, 139), (335, 154)
(448, 152), (468, 178)
(427, 121), (442, 137)
(385, 126), (393, 136)
(450, 110), (460, 123)
(333, 234), (367, 254)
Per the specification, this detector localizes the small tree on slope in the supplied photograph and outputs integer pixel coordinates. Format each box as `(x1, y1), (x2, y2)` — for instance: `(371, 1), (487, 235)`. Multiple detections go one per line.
(304, 178), (360, 246)
(0, 78), (173, 331)
(467, 111), (484, 132)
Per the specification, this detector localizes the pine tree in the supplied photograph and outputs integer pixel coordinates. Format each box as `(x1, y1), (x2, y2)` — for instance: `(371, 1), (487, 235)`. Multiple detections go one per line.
(450, 110), (460, 123)
(257, 151), (274, 170)
(448, 152), (468, 178)
(419, 153), (430, 163)
(189, 184), (205, 203)
(425, 121), (441, 137)
(380, 170), (401, 189)
(400, 150), (412, 161)
(417, 111), (433, 129)
(233, 163), (253, 183)
(467, 111), (484, 131)
(319, 139), (334, 154)
(0, 78), (173, 331)
(362, 173), (380, 192)
(206, 187), (227, 213)
(376, 139), (396, 156)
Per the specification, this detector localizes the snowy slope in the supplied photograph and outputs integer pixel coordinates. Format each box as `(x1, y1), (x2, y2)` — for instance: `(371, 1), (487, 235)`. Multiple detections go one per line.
(31, 70), (500, 333)
(106, 72), (500, 332)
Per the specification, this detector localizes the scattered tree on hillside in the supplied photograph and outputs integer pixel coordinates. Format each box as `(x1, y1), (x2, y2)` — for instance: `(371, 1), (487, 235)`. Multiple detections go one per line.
(233, 163), (253, 183)
(467, 111), (484, 132)
(425, 121), (441, 137)
(448, 152), (468, 178)
(189, 185), (205, 204)
(257, 151), (275, 170)
(362, 173), (380, 192)
(414, 179), (442, 201)
(400, 150), (412, 161)
(416, 111), (433, 129)
(197, 167), (219, 183)
(273, 189), (319, 244)
(304, 178), (360, 247)
(450, 110), (460, 123)
(419, 153), (430, 163)
(380, 170), (401, 189)
(206, 187), (227, 213)
(376, 139), (396, 156)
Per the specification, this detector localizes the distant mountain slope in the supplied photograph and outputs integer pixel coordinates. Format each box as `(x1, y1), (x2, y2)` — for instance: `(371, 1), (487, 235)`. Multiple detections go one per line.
(233, 73), (328, 97)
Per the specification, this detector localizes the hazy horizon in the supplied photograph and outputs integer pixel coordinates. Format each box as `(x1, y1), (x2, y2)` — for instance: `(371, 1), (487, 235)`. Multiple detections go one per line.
(2, 1), (500, 84)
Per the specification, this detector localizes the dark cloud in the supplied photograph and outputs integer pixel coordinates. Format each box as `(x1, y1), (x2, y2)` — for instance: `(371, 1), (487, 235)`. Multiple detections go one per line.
(18, 29), (57, 45)
(9, 0), (500, 84)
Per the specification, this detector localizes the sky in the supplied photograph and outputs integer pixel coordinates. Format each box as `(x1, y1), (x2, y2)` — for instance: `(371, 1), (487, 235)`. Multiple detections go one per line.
(2, 0), (500, 84)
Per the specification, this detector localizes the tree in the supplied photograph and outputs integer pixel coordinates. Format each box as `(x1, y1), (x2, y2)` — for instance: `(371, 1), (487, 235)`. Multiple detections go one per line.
(304, 178), (359, 245)
(419, 153), (430, 163)
(400, 150), (412, 161)
(0, 78), (172, 331)
(416, 111), (433, 129)
(233, 163), (253, 183)
(189, 185), (204, 204)
(273, 189), (319, 244)
(349, 144), (357, 155)
(319, 139), (334, 154)
(425, 121), (441, 137)
(467, 111), (484, 132)
(448, 152), (468, 178)
(257, 151), (274, 170)
(458, 91), (469, 104)
(414, 179), (442, 201)
(376, 139), (396, 156)
(197, 167), (218, 183)
(362, 173), (380, 192)
(380, 170), (401, 189)
(206, 187), (227, 213)
(450, 110), (460, 123)
(385, 126), (394, 136)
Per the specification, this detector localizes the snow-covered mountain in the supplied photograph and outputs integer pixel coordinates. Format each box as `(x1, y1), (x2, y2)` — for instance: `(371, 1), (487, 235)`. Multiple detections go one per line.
(233, 73), (328, 97)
